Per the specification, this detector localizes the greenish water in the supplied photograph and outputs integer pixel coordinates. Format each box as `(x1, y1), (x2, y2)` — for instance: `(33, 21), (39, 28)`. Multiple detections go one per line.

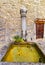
(2, 43), (45, 62)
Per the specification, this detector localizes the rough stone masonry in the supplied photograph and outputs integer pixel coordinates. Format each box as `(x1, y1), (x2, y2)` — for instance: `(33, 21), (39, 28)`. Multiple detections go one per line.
(0, 0), (45, 47)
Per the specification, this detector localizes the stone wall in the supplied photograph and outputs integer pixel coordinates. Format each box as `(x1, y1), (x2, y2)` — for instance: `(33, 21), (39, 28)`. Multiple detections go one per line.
(0, 0), (45, 45)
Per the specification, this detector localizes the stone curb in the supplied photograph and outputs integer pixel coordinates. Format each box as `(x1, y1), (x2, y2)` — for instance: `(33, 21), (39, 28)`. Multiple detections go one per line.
(0, 62), (45, 65)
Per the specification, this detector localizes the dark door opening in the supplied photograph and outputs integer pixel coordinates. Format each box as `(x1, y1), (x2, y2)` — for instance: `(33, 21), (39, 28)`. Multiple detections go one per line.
(35, 19), (44, 39)
(36, 23), (44, 39)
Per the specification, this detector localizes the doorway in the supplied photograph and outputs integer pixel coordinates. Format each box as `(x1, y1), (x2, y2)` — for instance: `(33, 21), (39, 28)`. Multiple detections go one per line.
(35, 19), (44, 39)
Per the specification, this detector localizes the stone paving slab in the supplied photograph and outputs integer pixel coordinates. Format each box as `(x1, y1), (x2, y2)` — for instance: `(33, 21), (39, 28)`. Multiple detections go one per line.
(34, 39), (45, 56)
(0, 62), (45, 65)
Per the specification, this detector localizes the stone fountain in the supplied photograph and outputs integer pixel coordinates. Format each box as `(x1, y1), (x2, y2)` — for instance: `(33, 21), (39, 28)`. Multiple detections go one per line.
(0, 6), (45, 65)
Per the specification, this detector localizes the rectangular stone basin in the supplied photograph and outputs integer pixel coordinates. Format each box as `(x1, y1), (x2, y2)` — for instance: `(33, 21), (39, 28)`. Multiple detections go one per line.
(1, 42), (45, 63)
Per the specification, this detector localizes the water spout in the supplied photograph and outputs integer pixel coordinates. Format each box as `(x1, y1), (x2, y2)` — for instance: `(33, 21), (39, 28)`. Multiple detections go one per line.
(20, 6), (27, 40)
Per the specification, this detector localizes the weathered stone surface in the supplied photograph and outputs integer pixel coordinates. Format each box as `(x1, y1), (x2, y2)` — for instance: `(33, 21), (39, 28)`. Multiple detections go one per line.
(0, 0), (45, 45)
(35, 39), (45, 56)
(0, 62), (45, 65)
(0, 41), (13, 61)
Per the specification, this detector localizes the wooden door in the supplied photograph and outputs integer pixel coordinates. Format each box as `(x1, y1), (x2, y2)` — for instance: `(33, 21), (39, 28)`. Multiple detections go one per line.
(36, 23), (44, 39)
